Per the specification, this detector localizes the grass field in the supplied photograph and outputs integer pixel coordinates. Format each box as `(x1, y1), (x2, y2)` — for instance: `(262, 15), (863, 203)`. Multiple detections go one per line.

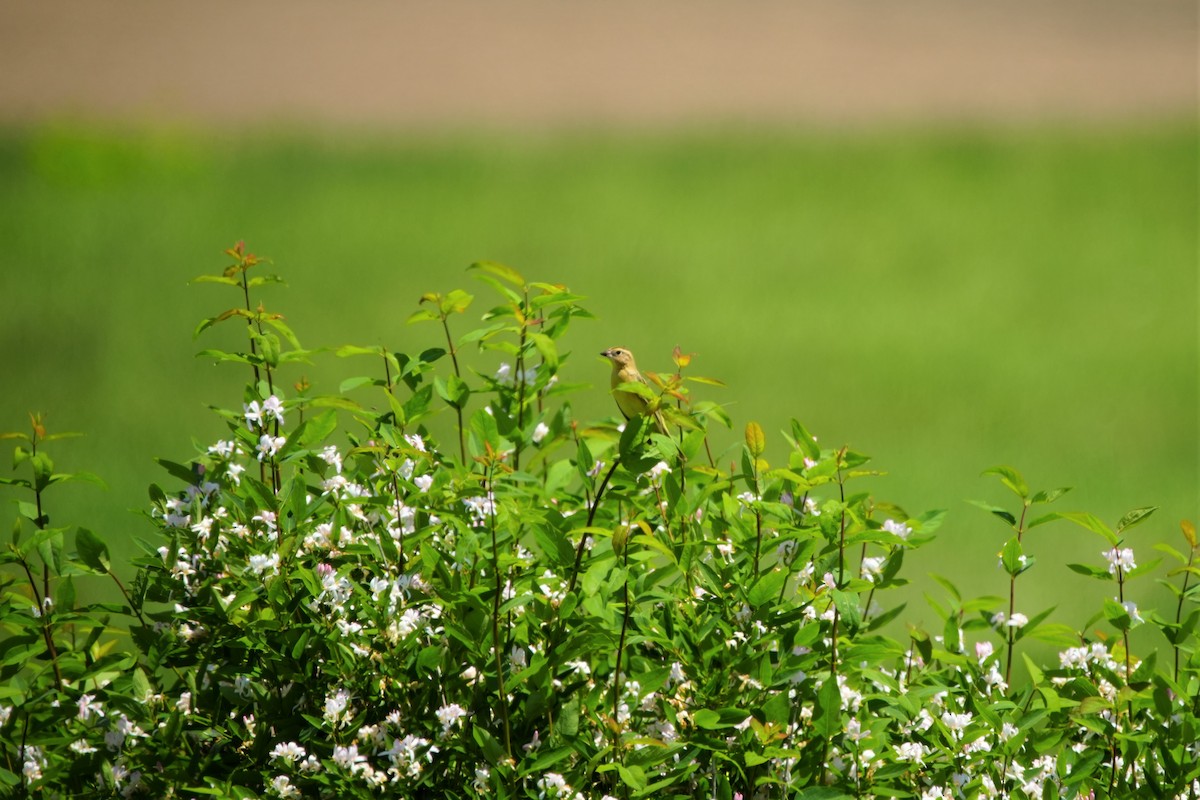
(0, 122), (1195, 628)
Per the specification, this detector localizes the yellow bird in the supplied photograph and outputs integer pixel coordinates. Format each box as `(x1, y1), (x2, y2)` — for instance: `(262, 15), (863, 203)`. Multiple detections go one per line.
(601, 347), (668, 435)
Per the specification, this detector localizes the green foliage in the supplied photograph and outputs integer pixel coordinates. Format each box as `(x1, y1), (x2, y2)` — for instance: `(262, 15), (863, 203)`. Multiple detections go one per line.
(1, 250), (1197, 798)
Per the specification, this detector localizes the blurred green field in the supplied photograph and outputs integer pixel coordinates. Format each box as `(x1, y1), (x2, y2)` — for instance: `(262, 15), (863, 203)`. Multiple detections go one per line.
(0, 123), (1195, 632)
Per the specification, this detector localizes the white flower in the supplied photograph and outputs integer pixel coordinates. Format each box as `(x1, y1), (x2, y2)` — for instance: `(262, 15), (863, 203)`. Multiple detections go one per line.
(404, 433), (427, 453)
(248, 553), (280, 576)
(860, 556), (885, 583)
(510, 645), (528, 670)
(894, 741), (926, 763)
(1103, 546), (1136, 575)
(436, 703), (467, 735)
(323, 689), (352, 726)
(1007, 612), (1028, 628)
(270, 742), (307, 763)
(261, 395), (286, 425)
(270, 775), (301, 799)
(414, 474), (433, 492)
(318, 445), (343, 473)
(648, 460), (671, 479)
(77, 693), (104, 722)
(941, 711), (973, 740)
(208, 439), (236, 458)
(257, 434), (286, 461)
(1121, 599), (1144, 624)
(537, 772), (574, 798)
(244, 400), (265, 428)
(332, 743), (367, 773)
(532, 422), (550, 444)
(883, 519), (911, 540)
(975, 641), (994, 663)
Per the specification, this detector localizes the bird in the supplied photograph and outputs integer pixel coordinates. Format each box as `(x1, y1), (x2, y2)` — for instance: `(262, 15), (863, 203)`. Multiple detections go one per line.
(600, 347), (668, 435)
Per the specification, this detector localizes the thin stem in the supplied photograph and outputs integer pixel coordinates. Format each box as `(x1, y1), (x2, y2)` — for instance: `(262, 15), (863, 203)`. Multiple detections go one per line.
(613, 547), (631, 722)
(1175, 548), (1195, 680)
(1004, 502), (1030, 684)
(486, 466), (513, 761)
(514, 288), (529, 470)
(751, 458), (763, 575)
(26, 434), (63, 691)
(836, 447), (848, 585)
(439, 315), (466, 464)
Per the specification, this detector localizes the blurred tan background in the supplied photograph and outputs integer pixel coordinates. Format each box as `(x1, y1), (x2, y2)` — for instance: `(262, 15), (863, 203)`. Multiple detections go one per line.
(1, 0), (1195, 129)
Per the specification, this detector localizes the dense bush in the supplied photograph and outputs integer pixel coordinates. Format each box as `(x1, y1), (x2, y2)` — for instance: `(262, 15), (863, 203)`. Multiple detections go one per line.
(2, 244), (1197, 798)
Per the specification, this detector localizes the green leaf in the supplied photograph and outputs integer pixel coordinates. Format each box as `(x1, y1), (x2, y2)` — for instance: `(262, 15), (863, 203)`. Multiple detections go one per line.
(406, 307), (439, 324)
(155, 458), (198, 486)
(794, 790), (855, 800)
(1116, 506), (1157, 534)
(528, 332), (559, 370)
(47, 470), (108, 490)
(1031, 487), (1071, 504)
(1066, 563), (1110, 580)
(744, 421), (766, 458)
(468, 408), (504, 455)
(1000, 536), (1027, 576)
(812, 675), (842, 738)
(1057, 512), (1118, 546)
(76, 528), (111, 572)
(1103, 598), (1132, 631)
(440, 289), (474, 316)
(616, 764), (647, 791)
(747, 569), (788, 607)
(436, 375), (471, 410)
(295, 409), (338, 448)
(788, 419), (820, 461)
(966, 499), (1016, 527)
(982, 465), (1029, 499)
(470, 260), (526, 287)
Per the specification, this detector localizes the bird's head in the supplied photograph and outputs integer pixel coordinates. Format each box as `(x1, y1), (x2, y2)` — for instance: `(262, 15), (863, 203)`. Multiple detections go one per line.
(600, 347), (636, 368)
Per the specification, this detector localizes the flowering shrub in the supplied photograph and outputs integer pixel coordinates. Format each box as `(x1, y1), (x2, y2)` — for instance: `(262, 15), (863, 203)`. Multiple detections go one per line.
(1, 244), (1197, 799)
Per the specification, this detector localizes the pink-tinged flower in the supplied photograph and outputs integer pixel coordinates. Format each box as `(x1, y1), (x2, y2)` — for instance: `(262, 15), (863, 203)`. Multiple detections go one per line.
(77, 694), (104, 722)
(975, 641), (994, 663)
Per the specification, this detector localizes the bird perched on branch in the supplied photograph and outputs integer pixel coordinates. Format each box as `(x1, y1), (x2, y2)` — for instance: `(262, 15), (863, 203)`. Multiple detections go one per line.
(601, 347), (668, 435)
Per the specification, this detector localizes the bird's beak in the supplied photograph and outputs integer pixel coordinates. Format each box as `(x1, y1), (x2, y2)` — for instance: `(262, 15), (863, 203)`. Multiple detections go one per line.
(600, 349), (612, 358)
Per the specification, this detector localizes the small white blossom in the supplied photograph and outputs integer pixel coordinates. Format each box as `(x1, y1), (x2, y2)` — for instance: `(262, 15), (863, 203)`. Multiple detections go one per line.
(436, 703), (468, 735)
(257, 434), (287, 461)
(270, 742), (307, 763)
